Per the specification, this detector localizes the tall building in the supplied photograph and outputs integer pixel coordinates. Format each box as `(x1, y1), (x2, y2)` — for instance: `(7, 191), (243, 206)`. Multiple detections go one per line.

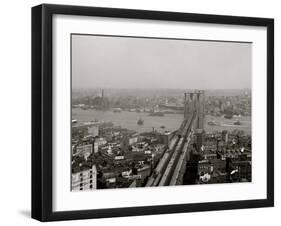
(72, 165), (97, 191)
(183, 149), (201, 185)
(195, 129), (204, 150)
(222, 130), (228, 143)
(88, 124), (99, 137)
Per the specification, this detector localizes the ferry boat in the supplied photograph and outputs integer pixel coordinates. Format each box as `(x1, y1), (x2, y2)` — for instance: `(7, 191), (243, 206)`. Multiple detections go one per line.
(137, 118), (144, 125)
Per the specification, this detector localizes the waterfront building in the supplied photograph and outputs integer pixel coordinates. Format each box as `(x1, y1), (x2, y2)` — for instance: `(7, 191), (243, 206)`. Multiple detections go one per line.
(129, 133), (138, 145)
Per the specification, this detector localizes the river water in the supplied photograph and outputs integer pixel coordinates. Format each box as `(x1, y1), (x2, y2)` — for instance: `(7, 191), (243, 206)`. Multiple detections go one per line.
(72, 108), (251, 135)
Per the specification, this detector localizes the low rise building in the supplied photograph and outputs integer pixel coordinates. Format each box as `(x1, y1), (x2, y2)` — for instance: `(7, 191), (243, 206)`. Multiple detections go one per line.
(75, 144), (93, 160)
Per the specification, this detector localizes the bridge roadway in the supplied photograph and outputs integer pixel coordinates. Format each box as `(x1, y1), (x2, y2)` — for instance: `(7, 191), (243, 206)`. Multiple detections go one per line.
(145, 112), (196, 187)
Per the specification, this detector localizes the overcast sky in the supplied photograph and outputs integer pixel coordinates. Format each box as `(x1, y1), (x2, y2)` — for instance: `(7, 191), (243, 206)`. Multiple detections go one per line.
(72, 34), (251, 90)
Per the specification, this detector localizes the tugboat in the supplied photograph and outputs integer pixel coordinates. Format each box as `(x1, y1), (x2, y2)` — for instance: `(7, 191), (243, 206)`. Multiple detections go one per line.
(224, 113), (233, 119)
(137, 118), (144, 125)
(234, 120), (242, 125)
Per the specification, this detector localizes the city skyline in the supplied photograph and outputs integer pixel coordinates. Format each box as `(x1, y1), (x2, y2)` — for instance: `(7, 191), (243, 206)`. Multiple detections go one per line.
(72, 34), (252, 90)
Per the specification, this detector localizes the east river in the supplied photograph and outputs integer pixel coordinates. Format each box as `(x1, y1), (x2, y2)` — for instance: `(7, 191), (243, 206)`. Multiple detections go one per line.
(72, 108), (251, 135)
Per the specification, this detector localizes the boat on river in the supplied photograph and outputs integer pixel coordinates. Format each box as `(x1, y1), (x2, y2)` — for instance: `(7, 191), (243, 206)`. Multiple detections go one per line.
(137, 118), (144, 125)
(224, 114), (233, 119)
(234, 120), (242, 125)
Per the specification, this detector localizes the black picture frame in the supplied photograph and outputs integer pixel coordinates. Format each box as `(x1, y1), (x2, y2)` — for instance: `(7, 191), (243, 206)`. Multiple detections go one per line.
(32, 3), (274, 222)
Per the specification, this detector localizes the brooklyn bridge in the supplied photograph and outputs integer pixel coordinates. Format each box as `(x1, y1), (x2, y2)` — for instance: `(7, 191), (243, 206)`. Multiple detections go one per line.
(145, 90), (205, 187)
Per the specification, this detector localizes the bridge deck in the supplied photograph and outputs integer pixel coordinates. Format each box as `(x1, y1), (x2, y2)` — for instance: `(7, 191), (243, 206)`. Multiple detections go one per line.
(145, 113), (196, 187)
(158, 114), (195, 186)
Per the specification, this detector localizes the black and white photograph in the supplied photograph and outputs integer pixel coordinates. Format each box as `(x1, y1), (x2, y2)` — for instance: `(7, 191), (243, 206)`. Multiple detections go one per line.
(71, 34), (252, 191)
(29, 3), (274, 222)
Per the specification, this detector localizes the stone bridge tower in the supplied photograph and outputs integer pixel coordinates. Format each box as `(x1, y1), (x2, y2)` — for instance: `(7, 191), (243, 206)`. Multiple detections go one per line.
(184, 90), (205, 130)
